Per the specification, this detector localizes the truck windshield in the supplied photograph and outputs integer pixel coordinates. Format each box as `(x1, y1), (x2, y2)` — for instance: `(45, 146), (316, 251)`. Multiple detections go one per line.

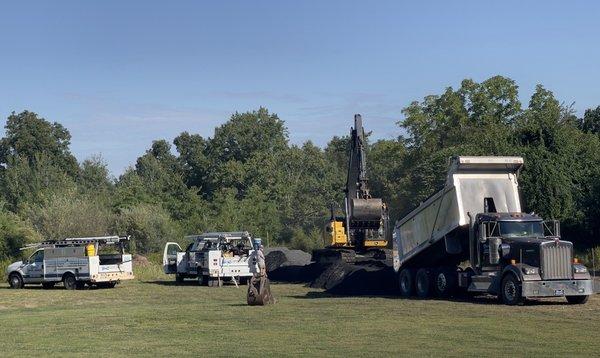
(499, 221), (544, 238)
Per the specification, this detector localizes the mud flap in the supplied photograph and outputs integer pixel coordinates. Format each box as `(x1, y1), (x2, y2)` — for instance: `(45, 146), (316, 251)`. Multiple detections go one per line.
(247, 275), (275, 306)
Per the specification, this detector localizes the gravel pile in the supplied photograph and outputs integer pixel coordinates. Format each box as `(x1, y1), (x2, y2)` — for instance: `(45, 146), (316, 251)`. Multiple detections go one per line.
(265, 247), (312, 272)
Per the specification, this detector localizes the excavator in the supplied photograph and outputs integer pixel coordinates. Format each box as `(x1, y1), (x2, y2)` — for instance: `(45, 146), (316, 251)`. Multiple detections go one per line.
(312, 114), (390, 263)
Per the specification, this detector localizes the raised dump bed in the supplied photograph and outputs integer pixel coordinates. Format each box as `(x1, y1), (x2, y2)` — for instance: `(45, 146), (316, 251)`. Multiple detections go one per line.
(393, 156), (524, 270)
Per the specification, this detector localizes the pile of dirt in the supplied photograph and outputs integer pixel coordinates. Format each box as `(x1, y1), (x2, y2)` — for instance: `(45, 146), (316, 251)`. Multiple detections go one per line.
(264, 246), (398, 296)
(310, 260), (398, 296)
(265, 247), (312, 272)
(132, 254), (150, 267)
(268, 262), (326, 283)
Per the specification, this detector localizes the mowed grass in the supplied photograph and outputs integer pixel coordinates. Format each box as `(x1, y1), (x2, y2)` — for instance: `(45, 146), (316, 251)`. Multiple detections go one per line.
(1, 265), (600, 357)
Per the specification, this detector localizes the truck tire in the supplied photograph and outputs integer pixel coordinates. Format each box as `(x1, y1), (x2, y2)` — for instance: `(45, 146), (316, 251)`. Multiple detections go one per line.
(566, 295), (589, 304)
(434, 267), (457, 298)
(198, 275), (209, 286)
(208, 278), (222, 287)
(63, 273), (77, 290)
(175, 273), (185, 283)
(501, 274), (523, 305)
(415, 268), (432, 298)
(398, 269), (414, 297)
(42, 282), (55, 289)
(8, 273), (24, 289)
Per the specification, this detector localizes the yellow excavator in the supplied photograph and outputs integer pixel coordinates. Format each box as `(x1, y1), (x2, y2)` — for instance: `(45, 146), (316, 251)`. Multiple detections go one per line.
(313, 114), (390, 263)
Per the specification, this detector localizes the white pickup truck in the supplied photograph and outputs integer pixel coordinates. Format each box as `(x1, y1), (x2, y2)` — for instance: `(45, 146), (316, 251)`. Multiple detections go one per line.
(163, 231), (258, 286)
(6, 236), (134, 290)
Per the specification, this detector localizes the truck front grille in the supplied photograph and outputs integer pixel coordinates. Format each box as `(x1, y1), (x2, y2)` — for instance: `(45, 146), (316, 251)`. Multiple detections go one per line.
(540, 241), (573, 280)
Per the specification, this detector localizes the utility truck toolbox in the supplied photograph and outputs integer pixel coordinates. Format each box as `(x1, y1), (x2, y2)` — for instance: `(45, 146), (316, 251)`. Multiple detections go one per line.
(6, 236), (134, 290)
(163, 231), (258, 287)
(393, 156), (594, 305)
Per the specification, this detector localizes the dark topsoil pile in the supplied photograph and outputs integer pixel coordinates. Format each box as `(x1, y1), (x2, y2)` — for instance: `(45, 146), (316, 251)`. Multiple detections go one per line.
(265, 248), (398, 296)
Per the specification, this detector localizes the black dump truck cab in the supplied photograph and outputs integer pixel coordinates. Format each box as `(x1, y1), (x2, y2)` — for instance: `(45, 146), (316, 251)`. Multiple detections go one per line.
(461, 212), (592, 304)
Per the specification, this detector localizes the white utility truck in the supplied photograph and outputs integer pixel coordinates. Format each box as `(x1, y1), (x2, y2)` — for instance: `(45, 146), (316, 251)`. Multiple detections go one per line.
(163, 231), (258, 286)
(6, 236), (134, 290)
(393, 156), (594, 305)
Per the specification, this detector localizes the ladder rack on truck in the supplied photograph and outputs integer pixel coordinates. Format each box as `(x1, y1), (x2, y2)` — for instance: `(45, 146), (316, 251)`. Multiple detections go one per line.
(20, 236), (129, 250)
(7, 236), (134, 290)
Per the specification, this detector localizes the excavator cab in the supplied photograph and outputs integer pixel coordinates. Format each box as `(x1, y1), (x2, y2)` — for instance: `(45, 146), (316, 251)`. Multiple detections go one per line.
(323, 206), (349, 247)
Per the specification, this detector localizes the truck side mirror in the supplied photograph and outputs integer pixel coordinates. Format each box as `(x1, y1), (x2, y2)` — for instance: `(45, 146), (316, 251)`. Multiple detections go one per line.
(479, 224), (487, 243)
(489, 238), (501, 264)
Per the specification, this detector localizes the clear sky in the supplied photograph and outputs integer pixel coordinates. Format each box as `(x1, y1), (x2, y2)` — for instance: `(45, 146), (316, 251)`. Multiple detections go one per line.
(1, 1), (599, 175)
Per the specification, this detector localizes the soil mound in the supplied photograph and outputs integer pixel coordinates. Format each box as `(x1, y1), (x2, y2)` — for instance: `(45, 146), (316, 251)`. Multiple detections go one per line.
(310, 260), (398, 296)
(264, 247), (398, 296)
(133, 254), (150, 267)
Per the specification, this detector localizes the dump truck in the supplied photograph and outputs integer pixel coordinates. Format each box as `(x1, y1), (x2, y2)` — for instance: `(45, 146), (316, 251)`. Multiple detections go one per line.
(392, 156), (593, 305)
(6, 236), (134, 290)
(313, 114), (390, 263)
(163, 231), (258, 286)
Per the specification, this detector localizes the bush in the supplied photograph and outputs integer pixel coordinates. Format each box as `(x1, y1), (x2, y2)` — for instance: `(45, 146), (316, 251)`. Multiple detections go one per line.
(116, 203), (183, 254)
(24, 189), (115, 240)
(0, 210), (41, 260)
(287, 227), (324, 253)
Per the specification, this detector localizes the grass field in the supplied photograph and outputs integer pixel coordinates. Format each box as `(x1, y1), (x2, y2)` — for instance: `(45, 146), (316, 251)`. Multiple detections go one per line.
(2, 266), (600, 357)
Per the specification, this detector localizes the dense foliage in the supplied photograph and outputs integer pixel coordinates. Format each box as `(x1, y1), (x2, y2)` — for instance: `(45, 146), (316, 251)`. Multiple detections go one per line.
(1, 76), (599, 259)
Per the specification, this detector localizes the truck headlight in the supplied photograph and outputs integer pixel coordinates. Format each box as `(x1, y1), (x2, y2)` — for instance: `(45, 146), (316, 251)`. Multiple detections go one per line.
(522, 266), (539, 275)
(573, 264), (588, 274)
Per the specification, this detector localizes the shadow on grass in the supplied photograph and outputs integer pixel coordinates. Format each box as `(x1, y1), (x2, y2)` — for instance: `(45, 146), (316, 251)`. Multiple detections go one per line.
(288, 289), (575, 306)
(143, 280), (200, 286)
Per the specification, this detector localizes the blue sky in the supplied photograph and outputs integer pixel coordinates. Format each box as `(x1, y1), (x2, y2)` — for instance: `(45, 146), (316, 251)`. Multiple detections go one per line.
(1, 1), (599, 175)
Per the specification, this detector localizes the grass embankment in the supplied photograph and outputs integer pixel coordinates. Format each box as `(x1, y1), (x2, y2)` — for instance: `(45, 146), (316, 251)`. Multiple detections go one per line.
(1, 262), (600, 357)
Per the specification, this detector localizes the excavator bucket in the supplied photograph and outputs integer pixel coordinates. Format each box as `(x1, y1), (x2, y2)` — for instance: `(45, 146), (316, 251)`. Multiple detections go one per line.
(247, 275), (275, 305)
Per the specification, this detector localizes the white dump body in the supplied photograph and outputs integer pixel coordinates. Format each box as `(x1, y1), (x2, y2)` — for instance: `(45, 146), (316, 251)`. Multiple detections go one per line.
(393, 156), (524, 271)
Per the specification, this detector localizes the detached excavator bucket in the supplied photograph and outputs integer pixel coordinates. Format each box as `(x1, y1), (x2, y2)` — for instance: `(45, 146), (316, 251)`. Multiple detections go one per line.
(247, 275), (275, 306)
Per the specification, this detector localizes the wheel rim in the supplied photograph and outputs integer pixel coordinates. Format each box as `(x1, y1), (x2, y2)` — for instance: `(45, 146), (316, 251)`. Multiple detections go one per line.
(437, 273), (447, 292)
(504, 280), (517, 302)
(10, 275), (19, 287)
(401, 274), (409, 292)
(66, 277), (75, 287)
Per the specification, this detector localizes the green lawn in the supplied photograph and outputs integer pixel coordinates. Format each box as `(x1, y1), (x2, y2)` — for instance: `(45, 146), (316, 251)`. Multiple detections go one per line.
(1, 267), (599, 357)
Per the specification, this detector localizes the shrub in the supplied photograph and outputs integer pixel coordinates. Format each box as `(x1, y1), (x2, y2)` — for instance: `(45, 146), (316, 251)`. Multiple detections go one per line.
(116, 203), (183, 254)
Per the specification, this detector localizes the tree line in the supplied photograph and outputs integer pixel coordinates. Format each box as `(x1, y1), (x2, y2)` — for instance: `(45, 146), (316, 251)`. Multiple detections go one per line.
(1, 75), (599, 260)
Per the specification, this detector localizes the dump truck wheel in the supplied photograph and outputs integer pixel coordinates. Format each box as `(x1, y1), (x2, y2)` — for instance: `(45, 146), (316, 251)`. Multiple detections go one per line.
(566, 295), (589, 304)
(501, 274), (523, 305)
(415, 268), (432, 298)
(63, 273), (77, 290)
(398, 269), (414, 297)
(8, 273), (24, 289)
(434, 268), (457, 298)
(42, 282), (55, 289)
